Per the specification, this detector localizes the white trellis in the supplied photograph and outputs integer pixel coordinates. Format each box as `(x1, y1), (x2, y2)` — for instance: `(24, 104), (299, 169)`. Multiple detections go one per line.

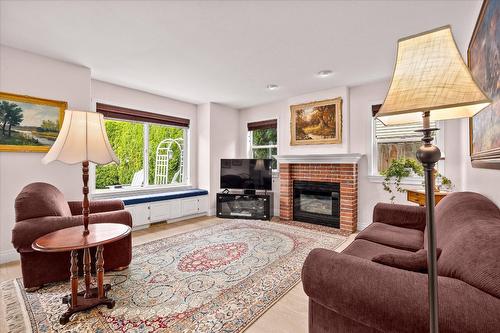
(154, 138), (184, 185)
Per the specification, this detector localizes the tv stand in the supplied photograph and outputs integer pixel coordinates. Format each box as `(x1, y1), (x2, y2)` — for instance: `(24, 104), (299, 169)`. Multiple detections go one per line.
(216, 192), (273, 221)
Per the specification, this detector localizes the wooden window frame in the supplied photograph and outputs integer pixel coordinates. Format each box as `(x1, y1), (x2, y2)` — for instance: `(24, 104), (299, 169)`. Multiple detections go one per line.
(96, 103), (190, 127)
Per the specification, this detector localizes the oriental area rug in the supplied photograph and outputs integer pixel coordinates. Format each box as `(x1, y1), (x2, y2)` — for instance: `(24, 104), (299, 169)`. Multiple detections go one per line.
(1, 219), (346, 333)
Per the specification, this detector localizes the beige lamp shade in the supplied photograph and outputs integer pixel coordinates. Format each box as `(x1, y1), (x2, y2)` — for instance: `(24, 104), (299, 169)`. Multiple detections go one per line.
(42, 110), (119, 165)
(376, 26), (490, 125)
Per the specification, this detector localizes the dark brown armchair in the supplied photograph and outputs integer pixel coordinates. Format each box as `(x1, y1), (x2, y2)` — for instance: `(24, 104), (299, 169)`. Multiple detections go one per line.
(12, 182), (132, 290)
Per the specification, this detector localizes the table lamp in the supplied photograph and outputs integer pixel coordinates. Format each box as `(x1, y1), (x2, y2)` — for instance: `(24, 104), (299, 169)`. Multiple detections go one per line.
(375, 26), (490, 333)
(42, 110), (119, 236)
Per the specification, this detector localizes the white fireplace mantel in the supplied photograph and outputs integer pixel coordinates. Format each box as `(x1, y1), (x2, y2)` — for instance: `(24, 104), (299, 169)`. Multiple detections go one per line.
(274, 153), (364, 164)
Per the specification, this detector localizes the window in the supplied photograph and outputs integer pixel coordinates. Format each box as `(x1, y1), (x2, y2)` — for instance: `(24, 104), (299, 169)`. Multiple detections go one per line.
(247, 119), (278, 170)
(95, 103), (189, 191)
(372, 104), (441, 175)
(95, 119), (144, 189)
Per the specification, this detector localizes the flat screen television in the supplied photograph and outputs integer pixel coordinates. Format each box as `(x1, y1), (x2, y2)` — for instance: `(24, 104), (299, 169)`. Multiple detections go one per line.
(220, 159), (272, 190)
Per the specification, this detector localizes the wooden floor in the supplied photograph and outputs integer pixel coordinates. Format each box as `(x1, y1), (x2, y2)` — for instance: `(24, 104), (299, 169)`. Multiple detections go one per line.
(0, 216), (356, 333)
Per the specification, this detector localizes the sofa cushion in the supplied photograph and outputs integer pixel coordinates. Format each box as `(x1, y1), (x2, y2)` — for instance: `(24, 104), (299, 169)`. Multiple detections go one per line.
(372, 248), (442, 273)
(15, 182), (72, 221)
(431, 192), (500, 298)
(356, 222), (423, 251)
(342, 239), (415, 261)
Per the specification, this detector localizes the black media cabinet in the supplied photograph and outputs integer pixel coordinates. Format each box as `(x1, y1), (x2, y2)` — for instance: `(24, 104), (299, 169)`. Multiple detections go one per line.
(216, 192), (273, 221)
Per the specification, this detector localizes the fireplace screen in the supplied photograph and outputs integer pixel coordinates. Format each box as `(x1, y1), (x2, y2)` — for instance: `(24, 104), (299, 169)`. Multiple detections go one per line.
(299, 194), (332, 215)
(293, 180), (340, 228)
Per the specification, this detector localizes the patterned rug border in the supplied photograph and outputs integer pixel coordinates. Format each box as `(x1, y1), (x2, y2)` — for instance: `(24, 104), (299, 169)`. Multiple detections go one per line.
(2, 219), (347, 333)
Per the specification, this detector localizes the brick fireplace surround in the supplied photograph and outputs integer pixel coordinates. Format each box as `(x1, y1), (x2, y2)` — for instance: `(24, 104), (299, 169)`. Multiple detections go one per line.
(277, 154), (362, 234)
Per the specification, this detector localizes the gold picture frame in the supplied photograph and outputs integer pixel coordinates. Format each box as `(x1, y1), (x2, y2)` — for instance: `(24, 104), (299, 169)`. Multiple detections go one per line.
(0, 92), (66, 152)
(290, 97), (342, 145)
(467, 0), (500, 169)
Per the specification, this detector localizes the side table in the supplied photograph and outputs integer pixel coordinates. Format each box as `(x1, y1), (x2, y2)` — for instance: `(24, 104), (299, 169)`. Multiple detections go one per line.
(32, 223), (131, 324)
(406, 188), (448, 206)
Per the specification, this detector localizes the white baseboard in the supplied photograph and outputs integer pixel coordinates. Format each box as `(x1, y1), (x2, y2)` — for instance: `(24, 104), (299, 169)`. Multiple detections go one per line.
(0, 249), (19, 264)
(132, 224), (151, 231)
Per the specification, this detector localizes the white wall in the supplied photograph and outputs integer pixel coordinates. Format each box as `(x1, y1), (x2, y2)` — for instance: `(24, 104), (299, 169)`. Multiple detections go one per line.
(239, 80), (469, 230)
(0, 49), (204, 264)
(91, 80), (199, 188)
(0, 46), (91, 263)
(197, 103), (211, 193)
(459, 118), (500, 206)
(239, 86), (349, 156)
(210, 103), (240, 213)
(197, 102), (240, 214)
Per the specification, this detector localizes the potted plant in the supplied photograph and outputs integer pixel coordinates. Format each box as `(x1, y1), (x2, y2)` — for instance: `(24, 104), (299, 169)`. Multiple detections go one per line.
(436, 174), (454, 191)
(381, 157), (423, 203)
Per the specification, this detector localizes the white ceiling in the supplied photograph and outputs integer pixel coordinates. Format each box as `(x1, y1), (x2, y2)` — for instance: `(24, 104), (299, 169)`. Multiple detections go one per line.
(0, 1), (482, 109)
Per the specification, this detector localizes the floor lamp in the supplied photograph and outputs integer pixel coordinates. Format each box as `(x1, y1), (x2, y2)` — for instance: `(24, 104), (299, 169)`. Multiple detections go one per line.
(42, 110), (119, 236)
(375, 26), (490, 333)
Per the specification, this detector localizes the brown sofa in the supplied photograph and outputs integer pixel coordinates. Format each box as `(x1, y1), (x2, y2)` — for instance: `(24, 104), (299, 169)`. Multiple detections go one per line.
(302, 192), (500, 333)
(12, 182), (133, 289)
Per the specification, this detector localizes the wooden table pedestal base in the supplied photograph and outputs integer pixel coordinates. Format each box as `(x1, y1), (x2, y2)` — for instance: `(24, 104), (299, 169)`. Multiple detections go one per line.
(60, 284), (115, 324)
(59, 246), (115, 325)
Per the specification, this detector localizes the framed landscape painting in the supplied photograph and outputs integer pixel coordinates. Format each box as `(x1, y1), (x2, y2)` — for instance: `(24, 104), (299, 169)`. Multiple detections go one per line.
(290, 97), (342, 145)
(468, 0), (500, 169)
(0, 92), (66, 152)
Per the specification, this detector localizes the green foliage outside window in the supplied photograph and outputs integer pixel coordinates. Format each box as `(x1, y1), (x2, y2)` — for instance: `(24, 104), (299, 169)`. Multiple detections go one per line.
(251, 128), (278, 169)
(148, 124), (184, 184)
(95, 120), (185, 189)
(96, 120), (144, 189)
(252, 128), (277, 146)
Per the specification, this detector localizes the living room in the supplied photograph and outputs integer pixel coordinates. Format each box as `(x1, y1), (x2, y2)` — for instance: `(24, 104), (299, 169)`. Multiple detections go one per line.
(0, 1), (499, 332)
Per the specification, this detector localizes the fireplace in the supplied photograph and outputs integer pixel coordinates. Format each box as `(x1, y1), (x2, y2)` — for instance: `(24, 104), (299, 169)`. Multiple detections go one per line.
(276, 154), (361, 234)
(293, 181), (340, 228)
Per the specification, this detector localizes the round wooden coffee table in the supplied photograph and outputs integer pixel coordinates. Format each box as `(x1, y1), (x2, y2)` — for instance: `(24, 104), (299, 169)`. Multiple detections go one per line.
(32, 223), (131, 324)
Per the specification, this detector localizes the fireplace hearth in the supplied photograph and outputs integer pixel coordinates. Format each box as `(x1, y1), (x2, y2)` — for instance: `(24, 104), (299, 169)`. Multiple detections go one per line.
(293, 181), (340, 228)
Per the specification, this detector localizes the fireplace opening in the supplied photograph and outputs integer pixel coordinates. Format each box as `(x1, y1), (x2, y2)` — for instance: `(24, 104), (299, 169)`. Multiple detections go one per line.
(293, 180), (340, 228)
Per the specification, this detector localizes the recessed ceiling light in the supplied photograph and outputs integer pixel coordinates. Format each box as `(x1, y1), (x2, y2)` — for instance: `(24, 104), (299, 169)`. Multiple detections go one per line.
(266, 84), (279, 90)
(317, 70), (334, 78)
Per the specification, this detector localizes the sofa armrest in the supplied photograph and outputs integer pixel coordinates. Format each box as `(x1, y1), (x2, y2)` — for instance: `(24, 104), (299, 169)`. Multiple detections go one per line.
(68, 200), (124, 216)
(12, 215), (84, 252)
(373, 202), (426, 231)
(88, 210), (132, 228)
(302, 248), (500, 333)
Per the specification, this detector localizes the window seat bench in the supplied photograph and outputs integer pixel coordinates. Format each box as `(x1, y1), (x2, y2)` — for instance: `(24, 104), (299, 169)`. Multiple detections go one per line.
(120, 189), (209, 228)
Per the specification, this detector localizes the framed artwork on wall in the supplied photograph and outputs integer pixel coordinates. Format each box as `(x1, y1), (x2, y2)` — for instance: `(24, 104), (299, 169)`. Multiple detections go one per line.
(468, 0), (500, 169)
(0, 92), (66, 152)
(290, 97), (342, 146)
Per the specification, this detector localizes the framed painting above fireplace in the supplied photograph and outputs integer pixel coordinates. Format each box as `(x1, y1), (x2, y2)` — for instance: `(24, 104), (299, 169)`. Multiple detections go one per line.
(290, 97), (342, 146)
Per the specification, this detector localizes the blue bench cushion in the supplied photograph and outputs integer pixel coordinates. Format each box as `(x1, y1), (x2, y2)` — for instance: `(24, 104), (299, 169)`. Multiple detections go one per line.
(122, 189), (208, 206)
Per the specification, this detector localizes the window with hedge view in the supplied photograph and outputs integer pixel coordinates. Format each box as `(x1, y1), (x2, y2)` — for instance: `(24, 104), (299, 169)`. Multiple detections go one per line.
(374, 118), (437, 174)
(95, 119), (186, 190)
(248, 120), (278, 170)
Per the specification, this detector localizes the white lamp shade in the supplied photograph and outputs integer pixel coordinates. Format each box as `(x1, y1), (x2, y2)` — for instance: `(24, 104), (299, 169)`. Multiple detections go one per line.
(376, 26), (491, 125)
(42, 110), (119, 165)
